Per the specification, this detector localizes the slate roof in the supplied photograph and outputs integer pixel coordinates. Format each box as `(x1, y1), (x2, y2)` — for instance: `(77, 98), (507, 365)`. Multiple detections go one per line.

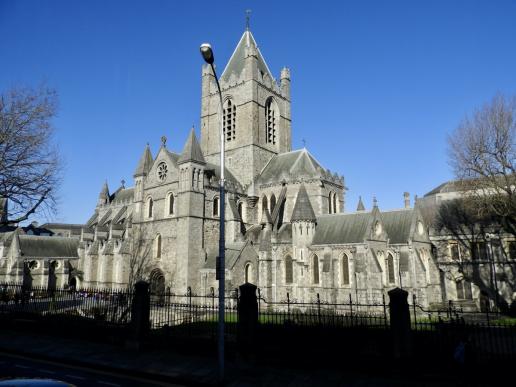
(86, 211), (98, 227)
(381, 209), (414, 244)
(39, 223), (84, 236)
(205, 162), (243, 192)
(256, 149), (337, 185)
(0, 231), (14, 245)
(178, 128), (205, 164)
(221, 30), (273, 83)
(18, 235), (79, 259)
(312, 213), (372, 245)
(110, 188), (134, 204)
(134, 144), (153, 176)
(204, 243), (246, 270)
(291, 184), (316, 222)
(166, 149), (180, 164)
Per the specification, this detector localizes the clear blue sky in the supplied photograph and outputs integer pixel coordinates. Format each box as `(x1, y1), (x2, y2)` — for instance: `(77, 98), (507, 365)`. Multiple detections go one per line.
(1, 0), (515, 224)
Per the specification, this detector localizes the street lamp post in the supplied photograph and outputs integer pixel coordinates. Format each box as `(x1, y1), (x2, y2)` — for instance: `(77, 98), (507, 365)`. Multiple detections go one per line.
(200, 42), (226, 383)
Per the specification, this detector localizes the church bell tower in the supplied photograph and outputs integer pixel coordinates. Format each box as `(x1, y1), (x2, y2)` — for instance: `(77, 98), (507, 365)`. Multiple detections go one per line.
(200, 27), (292, 187)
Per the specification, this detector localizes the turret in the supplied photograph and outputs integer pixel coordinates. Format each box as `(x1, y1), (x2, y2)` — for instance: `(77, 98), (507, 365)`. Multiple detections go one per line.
(177, 127), (206, 197)
(291, 184), (316, 250)
(133, 143), (153, 203)
(97, 181), (110, 207)
(356, 196), (366, 212)
(280, 67), (290, 99)
(199, 28), (292, 187)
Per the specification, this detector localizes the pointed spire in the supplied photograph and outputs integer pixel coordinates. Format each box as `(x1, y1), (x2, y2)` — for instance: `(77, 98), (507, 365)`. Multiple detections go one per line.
(99, 180), (109, 197)
(97, 180), (110, 206)
(356, 196), (365, 212)
(178, 127), (206, 164)
(134, 143), (153, 177)
(221, 29), (273, 83)
(291, 184), (316, 222)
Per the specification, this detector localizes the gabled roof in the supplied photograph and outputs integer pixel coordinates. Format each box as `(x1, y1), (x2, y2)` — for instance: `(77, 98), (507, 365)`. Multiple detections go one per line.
(110, 188), (134, 204)
(291, 184), (316, 222)
(134, 144), (153, 176)
(256, 149), (337, 185)
(204, 242), (248, 270)
(381, 209), (415, 244)
(18, 235), (79, 259)
(178, 128), (205, 164)
(221, 30), (273, 83)
(312, 212), (373, 245)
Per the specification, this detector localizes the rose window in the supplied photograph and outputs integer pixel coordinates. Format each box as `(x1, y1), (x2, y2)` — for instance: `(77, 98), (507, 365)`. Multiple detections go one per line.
(157, 162), (168, 182)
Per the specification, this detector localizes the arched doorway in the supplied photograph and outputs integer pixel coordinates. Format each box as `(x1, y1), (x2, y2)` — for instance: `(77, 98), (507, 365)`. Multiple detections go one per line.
(150, 268), (166, 304)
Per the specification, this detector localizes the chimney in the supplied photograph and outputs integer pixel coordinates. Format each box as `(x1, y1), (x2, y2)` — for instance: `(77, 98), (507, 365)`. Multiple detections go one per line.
(403, 192), (410, 208)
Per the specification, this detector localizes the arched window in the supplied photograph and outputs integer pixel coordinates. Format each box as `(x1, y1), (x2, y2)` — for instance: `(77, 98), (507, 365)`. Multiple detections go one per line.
(456, 279), (473, 300)
(265, 97), (278, 145)
(285, 255), (293, 284)
(387, 254), (395, 284)
(147, 197), (153, 218)
(312, 254), (320, 285)
(328, 193), (333, 214)
(333, 192), (337, 214)
(213, 196), (219, 217)
(168, 193), (174, 215)
(270, 194), (277, 213)
(341, 254), (350, 285)
(223, 99), (236, 142)
(155, 234), (162, 259)
(244, 262), (253, 283)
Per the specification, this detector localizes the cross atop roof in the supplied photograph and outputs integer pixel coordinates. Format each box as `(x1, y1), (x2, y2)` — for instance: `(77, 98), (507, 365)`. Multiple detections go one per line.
(245, 9), (251, 30)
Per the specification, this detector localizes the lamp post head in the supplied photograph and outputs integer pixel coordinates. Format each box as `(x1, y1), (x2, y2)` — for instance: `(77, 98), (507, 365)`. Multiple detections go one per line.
(200, 43), (214, 64)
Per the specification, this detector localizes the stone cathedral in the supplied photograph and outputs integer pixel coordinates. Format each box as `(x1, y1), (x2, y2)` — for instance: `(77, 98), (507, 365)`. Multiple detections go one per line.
(40, 28), (443, 306)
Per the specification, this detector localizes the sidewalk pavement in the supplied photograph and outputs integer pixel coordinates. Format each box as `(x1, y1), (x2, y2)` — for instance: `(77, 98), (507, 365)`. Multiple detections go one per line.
(0, 329), (491, 386)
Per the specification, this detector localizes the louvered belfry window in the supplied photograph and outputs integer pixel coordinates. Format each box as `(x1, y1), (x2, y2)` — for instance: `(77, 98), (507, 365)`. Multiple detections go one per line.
(223, 99), (236, 142)
(265, 98), (276, 145)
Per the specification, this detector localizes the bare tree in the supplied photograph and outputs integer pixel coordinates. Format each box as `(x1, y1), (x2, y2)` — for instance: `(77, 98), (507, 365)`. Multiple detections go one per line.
(127, 224), (153, 289)
(442, 94), (516, 313)
(448, 93), (516, 234)
(0, 85), (61, 225)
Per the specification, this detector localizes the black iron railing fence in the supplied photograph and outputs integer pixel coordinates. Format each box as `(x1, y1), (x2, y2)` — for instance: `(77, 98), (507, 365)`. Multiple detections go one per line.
(1, 282), (515, 363)
(0, 283), (133, 324)
(149, 287), (239, 337)
(257, 290), (389, 329)
(410, 294), (516, 362)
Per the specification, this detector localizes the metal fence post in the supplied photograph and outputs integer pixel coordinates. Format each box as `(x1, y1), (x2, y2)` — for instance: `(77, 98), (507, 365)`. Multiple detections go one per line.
(126, 280), (150, 351)
(237, 283), (258, 360)
(412, 294), (417, 327)
(388, 287), (412, 360)
(383, 294), (388, 329)
(317, 293), (321, 325)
